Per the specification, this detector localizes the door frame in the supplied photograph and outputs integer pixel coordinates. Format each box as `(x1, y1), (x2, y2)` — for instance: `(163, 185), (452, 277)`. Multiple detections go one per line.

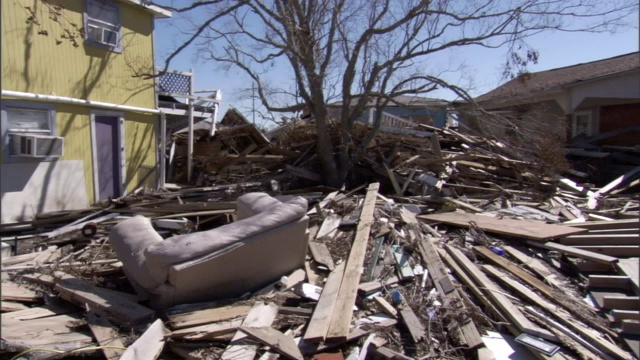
(90, 110), (126, 203)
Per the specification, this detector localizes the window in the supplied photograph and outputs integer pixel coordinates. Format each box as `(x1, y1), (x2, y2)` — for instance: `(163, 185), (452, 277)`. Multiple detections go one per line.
(572, 111), (592, 137)
(84, 0), (121, 52)
(1, 102), (60, 162)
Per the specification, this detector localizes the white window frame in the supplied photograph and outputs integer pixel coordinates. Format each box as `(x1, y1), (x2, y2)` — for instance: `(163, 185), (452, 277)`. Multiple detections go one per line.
(1, 101), (58, 163)
(572, 110), (593, 137)
(84, 0), (122, 52)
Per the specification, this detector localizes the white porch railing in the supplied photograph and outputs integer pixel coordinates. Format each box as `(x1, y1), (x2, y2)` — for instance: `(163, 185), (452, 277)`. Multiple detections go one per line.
(380, 111), (418, 128)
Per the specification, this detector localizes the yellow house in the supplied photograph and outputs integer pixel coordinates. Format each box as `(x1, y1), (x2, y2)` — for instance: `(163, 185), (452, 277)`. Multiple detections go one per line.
(1, 0), (171, 223)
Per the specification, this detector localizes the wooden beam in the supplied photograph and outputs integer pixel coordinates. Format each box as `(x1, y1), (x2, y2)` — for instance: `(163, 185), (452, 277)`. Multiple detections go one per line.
(87, 308), (126, 360)
(563, 219), (639, 230)
(534, 241), (618, 265)
(444, 245), (557, 341)
(602, 296), (640, 311)
(612, 310), (640, 324)
(418, 236), (482, 348)
(316, 215), (342, 240)
(309, 242), (335, 270)
(168, 318), (242, 340)
(398, 305), (426, 343)
(621, 320), (640, 336)
(120, 319), (167, 360)
(373, 297), (397, 319)
(167, 305), (251, 329)
(574, 245), (640, 257)
(502, 246), (563, 289)
(304, 262), (346, 343)
(221, 302), (278, 360)
(419, 212), (587, 241)
(561, 234), (640, 246)
(326, 183), (379, 341)
(588, 275), (631, 290)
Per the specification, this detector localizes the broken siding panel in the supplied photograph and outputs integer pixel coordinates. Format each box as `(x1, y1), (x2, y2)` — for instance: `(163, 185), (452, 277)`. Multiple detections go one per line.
(1, 0), (156, 109)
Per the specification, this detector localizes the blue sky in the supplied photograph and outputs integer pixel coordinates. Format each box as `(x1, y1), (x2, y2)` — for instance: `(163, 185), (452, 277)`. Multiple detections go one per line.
(153, 5), (639, 128)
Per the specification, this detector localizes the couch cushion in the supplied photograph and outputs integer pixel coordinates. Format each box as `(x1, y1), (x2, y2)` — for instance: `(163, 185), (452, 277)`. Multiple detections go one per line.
(144, 196), (308, 277)
(109, 215), (166, 289)
(236, 192), (282, 220)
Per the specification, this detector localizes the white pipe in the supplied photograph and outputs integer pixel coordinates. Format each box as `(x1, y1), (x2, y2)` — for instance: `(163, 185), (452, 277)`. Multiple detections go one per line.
(187, 69), (194, 182)
(160, 113), (167, 188)
(2, 90), (161, 114)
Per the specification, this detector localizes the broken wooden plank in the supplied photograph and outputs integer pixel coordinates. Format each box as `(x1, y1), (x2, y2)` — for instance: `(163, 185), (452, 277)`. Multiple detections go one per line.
(563, 219), (639, 230)
(358, 276), (399, 296)
(1, 313), (94, 352)
(168, 318), (243, 340)
(419, 237), (482, 349)
(167, 304), (252, 329)
(444, 245), (557, 341)
(240, 326), (304, 360)
(419, 212), (587, 241)
(304, 262), (347, 343)
(326, 183), (379, 341)
(373, 297), (397, 319)
(574, 245), (640, 257)
(561, 234), (640, 246)
(588, 275), (632, 290)
(398, 304), (426, 343)
(617, 258), (639, 291)
(316, 214), (342, 240)
(120, 319), (167, 360)
(87, 308), (126, 360)
(221, 302), (279, 360)
(1, 300), (28, 312)
(482, 265), (630, 360)
(502, 245), (563, 289)
(1, 303), (73, 321)
(309, 242), (335, 270)
(621, 320), (640, 336)
(535, 241), (618, 265)
(53, 272), (154, 324)
(391, 245), (414, 281)
(0, 281), (41, 302)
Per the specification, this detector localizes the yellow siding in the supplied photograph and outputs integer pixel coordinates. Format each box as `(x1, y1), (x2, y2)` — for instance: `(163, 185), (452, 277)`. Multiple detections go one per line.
(1, 0), (156, 109)
(54, 104), (157, 201)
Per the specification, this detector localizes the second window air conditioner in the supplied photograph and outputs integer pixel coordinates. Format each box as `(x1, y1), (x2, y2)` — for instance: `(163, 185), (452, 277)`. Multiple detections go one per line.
(10, 134), (64, 158)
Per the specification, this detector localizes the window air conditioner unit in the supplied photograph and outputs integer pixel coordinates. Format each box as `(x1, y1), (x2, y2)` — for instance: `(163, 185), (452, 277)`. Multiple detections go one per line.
(10, 134), (64, 157)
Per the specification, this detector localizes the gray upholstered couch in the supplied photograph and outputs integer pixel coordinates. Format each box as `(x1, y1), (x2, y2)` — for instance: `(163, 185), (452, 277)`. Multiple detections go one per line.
(109, 193), (309, 309)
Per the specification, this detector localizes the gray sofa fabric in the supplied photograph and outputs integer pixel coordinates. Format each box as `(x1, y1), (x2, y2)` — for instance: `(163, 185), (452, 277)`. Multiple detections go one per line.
(109, 193), (309, 309)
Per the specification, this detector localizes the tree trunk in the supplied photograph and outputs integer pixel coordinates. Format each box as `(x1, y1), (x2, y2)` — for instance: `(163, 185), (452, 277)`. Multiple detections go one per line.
(314, 107), (341, 187)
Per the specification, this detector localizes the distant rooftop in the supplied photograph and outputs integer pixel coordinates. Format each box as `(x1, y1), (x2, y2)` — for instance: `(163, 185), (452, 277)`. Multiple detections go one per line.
(476, 52), (640, 105)
(331, 94), (449, 108)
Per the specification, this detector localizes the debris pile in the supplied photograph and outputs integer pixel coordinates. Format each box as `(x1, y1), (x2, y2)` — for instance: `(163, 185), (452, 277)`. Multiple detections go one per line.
(1, 171), (638, 359)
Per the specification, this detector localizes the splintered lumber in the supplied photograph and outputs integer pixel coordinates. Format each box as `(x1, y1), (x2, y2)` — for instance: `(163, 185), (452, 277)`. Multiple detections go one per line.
(373, 297), (397, 319)
(444, 245), (557, 341)
(482, 265), (631, 360)
(0, 281), (41, 302)
(307, 191), (339, 215)
(87, 308), (126, 360)
(309, 242), (335, 270)
(53, 272), (154, 324)
(221, 302), (279, 360)
(418, 236), (482, 348)
(326, 183), (379, 341)
(317, 214), (342, 239)
(169, 318), (243, 340)
(1, 301), (28, 312)
(537, 242), (618, 265)
(358, 276), (400, 296)
(1, 313), (94, 352)
(240, 326), (304, 360)
(419, 212), (587, 240)
(398, 305), (426, 343)
(1, 303), (73, 321)
(1, 251), (39, 266)
(120, 319), (167, 360)
(167, 304), (252, 329)
(502, 246), (563, 289)
(304, 262), (347, 343)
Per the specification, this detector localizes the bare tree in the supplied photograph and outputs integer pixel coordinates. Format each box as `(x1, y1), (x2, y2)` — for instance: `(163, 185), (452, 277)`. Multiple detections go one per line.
(158, 0), (636, 187)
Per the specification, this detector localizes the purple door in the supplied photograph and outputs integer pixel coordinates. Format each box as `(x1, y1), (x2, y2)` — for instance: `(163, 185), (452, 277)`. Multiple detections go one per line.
(95, 116), (121, 200)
